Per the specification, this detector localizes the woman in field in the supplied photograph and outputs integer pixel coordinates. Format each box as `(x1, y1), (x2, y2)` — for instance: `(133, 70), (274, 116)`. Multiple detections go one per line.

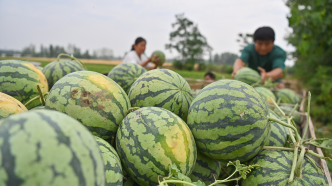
(122, 37), (159, 70)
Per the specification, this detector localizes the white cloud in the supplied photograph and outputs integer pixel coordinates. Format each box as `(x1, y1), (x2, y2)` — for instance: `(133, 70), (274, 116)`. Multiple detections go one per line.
(0, 0), (294, 65)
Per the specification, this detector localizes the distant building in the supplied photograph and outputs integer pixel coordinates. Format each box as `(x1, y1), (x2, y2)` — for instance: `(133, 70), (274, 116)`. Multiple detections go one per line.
(1, 53), (6, 57)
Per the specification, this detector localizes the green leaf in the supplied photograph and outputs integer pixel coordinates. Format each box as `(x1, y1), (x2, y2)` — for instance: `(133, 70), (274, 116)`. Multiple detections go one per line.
(304, 138), (332, 159)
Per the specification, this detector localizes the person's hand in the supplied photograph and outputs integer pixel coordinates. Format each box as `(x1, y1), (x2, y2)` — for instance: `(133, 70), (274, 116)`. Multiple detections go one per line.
(231, 71), (236, 79)
(151, 55), (160, 65)
(258, 67), (266, 84)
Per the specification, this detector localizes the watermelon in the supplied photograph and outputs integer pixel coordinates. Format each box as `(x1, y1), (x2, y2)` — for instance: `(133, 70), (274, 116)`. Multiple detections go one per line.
(189, 151), (221, 185)
(275, 88), (301, 104)
(122, 169), (140, 186)
(37, 66), (43, 71)
(267, 109), (288, 147)
(242, 150), (328, 185)
(0, 60), (49, 109)
(128, 69), (193, 121)
(94, 136), (123, 186)
(30, 105), (45, 110)
(0, 110), (105, 186)
(234, 67), (261, 85)
(116, 107), (197, 186)
(107, 63), (146, 94)
(254, 86), (276, 104)
(42, 59), (85, 89)
(151, 50), (165, 67)
(0, 92), (28, 119)
(187, 79), (270, 162)
(45, 71), (130, 143)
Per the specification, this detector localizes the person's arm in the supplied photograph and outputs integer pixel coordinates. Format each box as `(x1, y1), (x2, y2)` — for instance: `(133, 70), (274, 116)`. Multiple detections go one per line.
(232, 59), (245, 78)
(139, 57), (152, 67)
(258, 67), (283, 83)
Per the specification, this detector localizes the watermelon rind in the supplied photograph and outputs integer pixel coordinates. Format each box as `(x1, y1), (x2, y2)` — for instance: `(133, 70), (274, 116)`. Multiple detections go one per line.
(107, 63), (146, 94)
(116, 107), (197, 186)
(187, 79), (270, 162)
(0, 92), (28, 119)
(0, 110), (105, 186)
(94, 136), (123, 186)
(242, 149), (329, 186)
(45, 71), (130, 143)
(0, 60), (49, 109)
(128, 69), (193, 121)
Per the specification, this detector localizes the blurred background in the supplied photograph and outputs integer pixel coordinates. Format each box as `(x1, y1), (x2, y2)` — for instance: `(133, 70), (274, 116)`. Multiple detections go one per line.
(0, 0), (331, 146)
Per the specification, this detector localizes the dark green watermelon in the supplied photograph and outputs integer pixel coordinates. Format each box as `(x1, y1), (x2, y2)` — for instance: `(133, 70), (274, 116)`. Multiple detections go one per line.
(107, 63), (146, 94)
(116, 107), (197, 186)
(128, 69), (193, 121)
(267, 109), (288, 147)
(0, 110), (105, 186)
(42, 59), (85, 89)
(187, 79), (270, 162)
(234, 67), (261, 85)
(242, 150), (328, 185)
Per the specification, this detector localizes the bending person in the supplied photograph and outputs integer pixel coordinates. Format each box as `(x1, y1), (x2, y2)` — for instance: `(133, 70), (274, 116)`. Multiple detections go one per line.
(232, 27), (286, 89)
(122, 37), (159, 70)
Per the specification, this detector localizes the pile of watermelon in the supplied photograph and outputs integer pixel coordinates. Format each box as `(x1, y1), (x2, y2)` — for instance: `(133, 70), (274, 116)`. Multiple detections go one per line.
(0, 56), (329, 186)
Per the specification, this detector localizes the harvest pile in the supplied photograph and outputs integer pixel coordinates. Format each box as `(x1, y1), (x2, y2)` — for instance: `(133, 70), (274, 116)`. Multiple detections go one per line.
(0, 55), (331, 186)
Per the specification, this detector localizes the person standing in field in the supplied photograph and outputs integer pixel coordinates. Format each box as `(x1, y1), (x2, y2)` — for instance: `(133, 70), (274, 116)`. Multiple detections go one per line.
(232, 27), (286, 88)
(122, 37), (159, 70)
(204, 72), (216, 86)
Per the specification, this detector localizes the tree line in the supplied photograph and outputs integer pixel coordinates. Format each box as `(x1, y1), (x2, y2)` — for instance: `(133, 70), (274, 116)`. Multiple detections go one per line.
(1, 44), (114, 60)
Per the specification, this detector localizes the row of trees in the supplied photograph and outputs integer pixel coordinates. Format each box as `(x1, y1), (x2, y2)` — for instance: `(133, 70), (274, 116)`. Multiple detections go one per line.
(17, 44), (114, 60)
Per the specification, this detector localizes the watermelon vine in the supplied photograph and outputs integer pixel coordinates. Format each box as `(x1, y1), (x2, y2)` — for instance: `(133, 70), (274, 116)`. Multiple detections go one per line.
(24, 85), (48, 107)
(56, 53), (87, 69)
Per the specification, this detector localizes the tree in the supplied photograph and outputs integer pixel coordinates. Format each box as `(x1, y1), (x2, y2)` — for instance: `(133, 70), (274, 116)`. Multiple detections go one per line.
(237, 33), (253, 52)
(21, 44), (36, 57)
(286, 0), (332, 124)
(166, 14), (212, 70)
(213, 54), (220, 64)
(219, 52), (238, 65)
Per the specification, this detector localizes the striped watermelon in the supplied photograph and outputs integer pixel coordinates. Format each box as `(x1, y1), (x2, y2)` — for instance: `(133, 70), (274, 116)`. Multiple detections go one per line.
(122, 169), (140, 186)
(151, 50), (165, 67)
(0, 92), (28, 119)
(116, 107), (197, 186)
(45, 71), (130, 143)
(128, 69), (193, 121)
(107, 63), (146, 94)
(42, 59), (85, 89)
(234, 67), (261, 85)
(275, 88), (301, 104)
(0, 110), (105, 186)
(189, 151), (221, 185)
(94, 136), (123, 186)
(254, 86), (276, 104)
(242, 150), (328, 185)
(187, 79), (270, 162)
(267, 109), (288, 147)
(0, 60), (49, 109)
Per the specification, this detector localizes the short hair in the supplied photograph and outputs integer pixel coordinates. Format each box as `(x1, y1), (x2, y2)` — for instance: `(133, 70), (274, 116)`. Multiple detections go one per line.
(253, 27), (275, 42)
(205, 72), (216, 79)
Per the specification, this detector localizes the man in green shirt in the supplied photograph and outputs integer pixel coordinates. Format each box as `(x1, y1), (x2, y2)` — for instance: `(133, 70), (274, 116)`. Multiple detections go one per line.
(232, 27), (286, 88)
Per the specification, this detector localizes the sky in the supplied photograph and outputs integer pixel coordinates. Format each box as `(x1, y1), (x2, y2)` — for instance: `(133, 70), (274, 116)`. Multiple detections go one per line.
(0, 0), (295, 65)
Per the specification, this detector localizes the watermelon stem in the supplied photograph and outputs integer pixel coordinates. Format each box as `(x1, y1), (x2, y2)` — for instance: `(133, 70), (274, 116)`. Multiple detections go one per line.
(158, 180), (198, 186)
(295, 146), (306, 179)
(301, 92), (311, 143)
(262, 146), (294, 151)
(288, 145), (299, 183)
(24, 95), (40, 107)
(36, 85), (45, 106)
(267, 117), (300, 140)
(56, 53), (87, 70)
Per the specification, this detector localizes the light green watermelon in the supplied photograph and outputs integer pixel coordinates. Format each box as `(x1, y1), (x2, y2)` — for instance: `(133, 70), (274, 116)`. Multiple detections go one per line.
(42, 58), (85, 89)
(0, 60), (49, 109)
(0, 92), (28, 119)
(45, 71), (131, 143)
(275, 88), (301, 104)
(94, 136), (123, 186)
(189, 151), (221, 185)
(242, 150), (328, 186)
(107, 63), (146, 94)
(187, 79), (270, 162)
(254, 86), (276, 104)
(151, 50), (165, 67)
(234, 67), (261, 85)
(116, 107), (197, 186)
(0, 110), (105, 186)
(128, 69), (193, 121)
